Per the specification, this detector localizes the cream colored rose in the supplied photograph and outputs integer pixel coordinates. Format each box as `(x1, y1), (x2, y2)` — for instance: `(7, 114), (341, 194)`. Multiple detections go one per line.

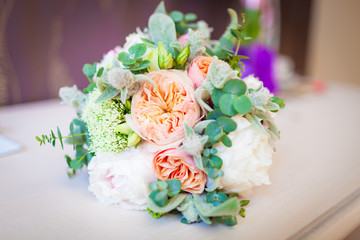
(88, 146), (156, 210)
(214, 115), (273, 193)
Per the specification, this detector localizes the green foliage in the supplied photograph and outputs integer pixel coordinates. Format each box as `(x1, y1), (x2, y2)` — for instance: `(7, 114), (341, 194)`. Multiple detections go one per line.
(149, 179), (182, 207)
(36, 118), (93, 177)
(271, 96), (286, 111)
(95, 86), (119, 103)
(82, 63), (97, 81)
(149, 13), (177, 56)
(117, 43), (150, 73)
(146, 208), (165, 219)
(212, 79), (252, 117)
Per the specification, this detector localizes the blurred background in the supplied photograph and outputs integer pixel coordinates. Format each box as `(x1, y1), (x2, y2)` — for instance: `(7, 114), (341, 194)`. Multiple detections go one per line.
(2, 0), (359, 106)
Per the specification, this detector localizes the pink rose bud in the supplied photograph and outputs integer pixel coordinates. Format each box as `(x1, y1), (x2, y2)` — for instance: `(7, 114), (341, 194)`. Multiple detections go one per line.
(187, 56), (217, 88)
(177, 33), (189, 46)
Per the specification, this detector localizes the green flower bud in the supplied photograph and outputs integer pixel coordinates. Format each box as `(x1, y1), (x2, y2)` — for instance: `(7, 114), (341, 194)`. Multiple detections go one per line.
(127, 132), (141, 146)
(176, 45), (191, 69)
(158, 42), (174, 69)
(125, 99), (132, 111)
(148, 49), (160, 71)
(115, 123), (134, 135)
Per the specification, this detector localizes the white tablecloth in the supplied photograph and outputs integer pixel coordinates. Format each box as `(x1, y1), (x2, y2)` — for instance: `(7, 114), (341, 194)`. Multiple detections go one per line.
(1, 83), (360, 240)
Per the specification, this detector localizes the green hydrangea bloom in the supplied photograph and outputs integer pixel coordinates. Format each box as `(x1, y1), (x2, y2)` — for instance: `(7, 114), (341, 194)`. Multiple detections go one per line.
(82, 88), (128, 153)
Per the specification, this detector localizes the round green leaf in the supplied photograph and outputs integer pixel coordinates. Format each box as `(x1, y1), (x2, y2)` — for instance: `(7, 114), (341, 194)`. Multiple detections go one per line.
(170, 11), (184, 22)
(221, 135), (232, 147)
(206, 192), (217, 203)
(130, 60), (151, 71)
(217, 192), (228, 203)
(118, 52), (136, 66)
(185, 13), (197, 21)
(70, 159), (83, 170)
(223, 79), (247, 96)
(82, 63), (96, 78)
(233, 95), (252, 114)
(128, 43), (147, 58)
(208, 167), (219, 179)
(216, 116), (237, 133)
(205, 122), (225, 143)
(211, 88), (223, 108)
(219, 94), (237, 116)
(207, 108), (224, 120)
(210, 155), (223, 169)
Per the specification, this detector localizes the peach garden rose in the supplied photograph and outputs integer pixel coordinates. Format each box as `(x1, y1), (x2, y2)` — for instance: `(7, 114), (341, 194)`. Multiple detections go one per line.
(187, 56), (218, 88)
(130, 70), (201, 149)
(153, 148), (206, 194)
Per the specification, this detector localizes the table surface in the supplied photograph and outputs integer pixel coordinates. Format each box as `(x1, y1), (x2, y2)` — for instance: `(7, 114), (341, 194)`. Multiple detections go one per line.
(1, 83), (360, 240)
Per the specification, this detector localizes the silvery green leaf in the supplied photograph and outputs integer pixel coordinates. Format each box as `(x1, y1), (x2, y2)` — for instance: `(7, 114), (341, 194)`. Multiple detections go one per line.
(195, 87), (213, 111)
(192, 195), (240, 217)
(154, 1), (166, 14)
(253, 110), (280, 138)
(134, 74), (157, 91)
(170, 41), (184, 52)
(149, 13), (176, 56)
(265, 102), (280, 112)
(95, 86), (119, 103)
(194, 155), (204, 171)
(184, 122), (195, 136)
(245, 113), (270, 137)
(194, 120), (215, 134)
(147, 193), (187, 213)
(120, 87), (127, 103)
(177, 195), (200, 223)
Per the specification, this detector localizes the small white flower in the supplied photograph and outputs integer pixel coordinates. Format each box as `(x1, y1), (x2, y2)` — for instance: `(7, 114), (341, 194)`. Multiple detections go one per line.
(59, 85), (87, 114)
(88, 146), (156, 210)
(214, 115), (273, 194)
(97, 46), (123, 72)
(123, 28), (149, 53)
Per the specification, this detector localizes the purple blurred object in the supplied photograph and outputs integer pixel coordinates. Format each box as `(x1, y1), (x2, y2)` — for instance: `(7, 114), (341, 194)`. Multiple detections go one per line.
(237, 44), (279, 93)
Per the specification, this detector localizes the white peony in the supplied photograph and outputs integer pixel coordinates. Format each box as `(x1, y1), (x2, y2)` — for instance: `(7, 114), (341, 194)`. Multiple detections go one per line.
(214, 115), (273, 194)
(88, 146), (156, 210)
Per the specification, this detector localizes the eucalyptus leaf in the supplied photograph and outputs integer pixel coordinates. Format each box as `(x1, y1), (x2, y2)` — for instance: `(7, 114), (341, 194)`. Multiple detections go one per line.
(130, 60), (151, 71)
(128, 43), (147, 58)
(211, 88), (223, 108)
(166, 179), (181, 197)
(223, 79), (247, 96)
(219, 94), (237, 116)
(216, 116), (237, 132)
(118, 52), (136, 66)
(233, 95), (252, 114)
(82, 63), (97, 78)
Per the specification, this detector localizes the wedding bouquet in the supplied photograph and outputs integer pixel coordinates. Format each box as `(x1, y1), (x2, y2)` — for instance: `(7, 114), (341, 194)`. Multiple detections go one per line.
(36, 2), (285, 226)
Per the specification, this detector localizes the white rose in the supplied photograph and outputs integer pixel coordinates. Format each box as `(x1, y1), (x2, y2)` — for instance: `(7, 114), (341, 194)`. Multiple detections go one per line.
(214, 115), (273, 193)
(88, 146), (156, 210)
